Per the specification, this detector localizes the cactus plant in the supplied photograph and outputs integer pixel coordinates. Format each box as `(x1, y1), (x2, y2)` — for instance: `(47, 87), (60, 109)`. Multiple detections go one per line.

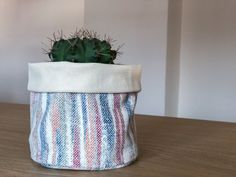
(45, 29), (121, 64)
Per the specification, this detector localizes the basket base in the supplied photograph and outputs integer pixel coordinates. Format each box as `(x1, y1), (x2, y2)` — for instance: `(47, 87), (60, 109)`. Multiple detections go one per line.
(31, 155), (138, 171)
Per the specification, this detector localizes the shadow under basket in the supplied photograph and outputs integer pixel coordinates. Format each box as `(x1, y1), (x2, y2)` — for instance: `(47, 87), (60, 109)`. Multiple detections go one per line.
(28, 62), (142, 170)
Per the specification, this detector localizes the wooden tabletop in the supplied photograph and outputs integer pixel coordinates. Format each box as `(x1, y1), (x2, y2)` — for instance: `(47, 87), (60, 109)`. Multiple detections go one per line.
(0, 103), (236, 177)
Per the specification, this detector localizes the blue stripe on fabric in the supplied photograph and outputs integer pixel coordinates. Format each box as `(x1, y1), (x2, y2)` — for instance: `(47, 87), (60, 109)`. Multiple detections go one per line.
(56, 129), (63, 166)
(124, 93), (136, 149)
(99, 94), (115, 168)
(71, 93), (77, 143)
(57, 93), (67, 166)
(124, 94), (134, 117)
(40, 93), (50, 163)
(81, 94), (87, 140)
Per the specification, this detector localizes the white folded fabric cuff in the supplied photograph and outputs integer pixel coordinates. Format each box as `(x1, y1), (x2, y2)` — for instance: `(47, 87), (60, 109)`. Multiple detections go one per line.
(28, 62), (142, 93)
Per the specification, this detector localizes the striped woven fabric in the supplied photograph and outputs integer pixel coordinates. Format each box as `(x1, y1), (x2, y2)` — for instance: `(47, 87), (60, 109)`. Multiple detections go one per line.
(29, 92), (138, 170)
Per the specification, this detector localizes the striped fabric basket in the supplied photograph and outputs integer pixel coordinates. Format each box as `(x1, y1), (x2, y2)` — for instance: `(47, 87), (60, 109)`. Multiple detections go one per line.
(28, 62), (142, 170)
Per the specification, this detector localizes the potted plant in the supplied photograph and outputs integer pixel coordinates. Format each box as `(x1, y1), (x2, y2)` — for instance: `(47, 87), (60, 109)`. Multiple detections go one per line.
(28, 29), (142, 170)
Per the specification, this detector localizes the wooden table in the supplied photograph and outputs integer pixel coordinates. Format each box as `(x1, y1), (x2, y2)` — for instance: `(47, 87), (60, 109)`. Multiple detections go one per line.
(0, 103), (236, 177)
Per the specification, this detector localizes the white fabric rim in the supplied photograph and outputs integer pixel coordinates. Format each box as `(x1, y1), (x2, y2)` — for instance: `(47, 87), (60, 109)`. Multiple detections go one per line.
(28, 62), (142, 93)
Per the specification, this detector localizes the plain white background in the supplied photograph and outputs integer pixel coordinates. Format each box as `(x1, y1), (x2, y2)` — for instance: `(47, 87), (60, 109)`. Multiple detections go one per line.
(0, 0), (236, 122)
(178, 0), (236, 122)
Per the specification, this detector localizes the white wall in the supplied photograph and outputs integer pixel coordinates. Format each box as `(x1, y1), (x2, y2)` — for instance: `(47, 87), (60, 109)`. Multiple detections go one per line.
(84, 0), (169, 116)
(1, 0), (236, 122)
(0, 0), (84, 103)
(165, 0), (182, 116)
(179, 0), (236, 122)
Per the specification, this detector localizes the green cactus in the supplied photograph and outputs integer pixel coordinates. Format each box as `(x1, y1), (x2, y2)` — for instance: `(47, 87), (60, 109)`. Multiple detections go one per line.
(47, 29), (120, 64)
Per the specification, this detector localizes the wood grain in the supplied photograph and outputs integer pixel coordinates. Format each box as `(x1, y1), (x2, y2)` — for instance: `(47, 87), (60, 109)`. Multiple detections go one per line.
(0, 103), (236, 177)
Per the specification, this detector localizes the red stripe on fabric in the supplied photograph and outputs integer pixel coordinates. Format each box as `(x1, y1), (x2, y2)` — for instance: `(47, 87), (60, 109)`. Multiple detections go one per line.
(51, 95), (60, 165)
(87, 94), (96, 169)
(114, 94), (123, 164)
(129, 94), (137, 143)
(118, 94), (125, 163)
(94, 95), (102, 167)
(73, 128), (80, 167)
(35, 93), (43, 161)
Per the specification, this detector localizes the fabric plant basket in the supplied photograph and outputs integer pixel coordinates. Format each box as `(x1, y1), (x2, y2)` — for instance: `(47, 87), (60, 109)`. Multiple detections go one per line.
(28, 62), (142, 170)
